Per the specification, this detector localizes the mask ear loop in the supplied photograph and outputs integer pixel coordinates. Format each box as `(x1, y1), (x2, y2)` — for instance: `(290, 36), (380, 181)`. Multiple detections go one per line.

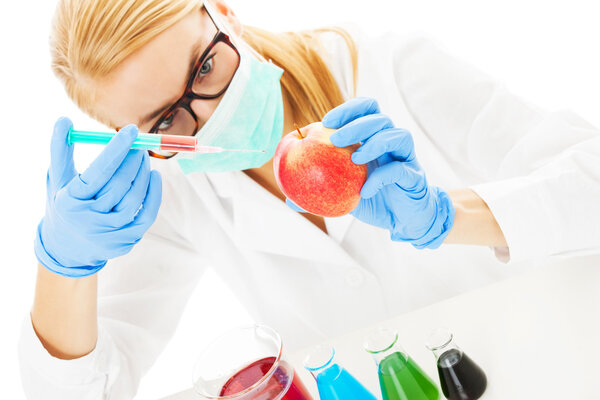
(202, 0), (269, 63)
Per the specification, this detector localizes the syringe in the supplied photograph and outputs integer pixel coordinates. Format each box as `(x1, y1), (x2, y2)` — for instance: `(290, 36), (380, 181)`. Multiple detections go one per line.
(68, 129), (266, 154)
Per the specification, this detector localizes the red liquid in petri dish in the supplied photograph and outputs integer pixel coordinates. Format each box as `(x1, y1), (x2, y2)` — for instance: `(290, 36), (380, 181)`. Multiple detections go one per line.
(220, 357), (313, 400)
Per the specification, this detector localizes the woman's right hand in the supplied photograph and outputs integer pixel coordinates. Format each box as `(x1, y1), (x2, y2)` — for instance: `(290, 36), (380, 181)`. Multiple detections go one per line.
(33, 117), (162, 278)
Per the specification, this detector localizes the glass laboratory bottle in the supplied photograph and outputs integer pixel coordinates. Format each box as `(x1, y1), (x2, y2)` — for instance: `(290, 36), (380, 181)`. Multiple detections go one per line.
(426, 328), (487, 400)
(303, 344), (378, 400)
(192, 325), (313, 400)
(364, 327), (441, 400)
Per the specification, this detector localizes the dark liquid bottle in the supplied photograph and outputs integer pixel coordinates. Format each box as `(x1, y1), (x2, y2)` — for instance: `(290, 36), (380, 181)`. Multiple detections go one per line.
(426, 329), (487, 400)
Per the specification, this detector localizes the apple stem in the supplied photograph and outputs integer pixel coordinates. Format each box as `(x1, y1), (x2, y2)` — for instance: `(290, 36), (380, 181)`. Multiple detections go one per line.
(294, 123), (304, 139)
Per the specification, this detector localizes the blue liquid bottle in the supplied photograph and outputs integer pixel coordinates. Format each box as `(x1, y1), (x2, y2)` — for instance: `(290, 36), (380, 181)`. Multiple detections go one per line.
(303, 344), (377, 400)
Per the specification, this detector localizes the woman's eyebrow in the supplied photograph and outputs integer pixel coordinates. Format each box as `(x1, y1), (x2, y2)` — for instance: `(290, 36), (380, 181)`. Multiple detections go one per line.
(139, 37), (206, 126)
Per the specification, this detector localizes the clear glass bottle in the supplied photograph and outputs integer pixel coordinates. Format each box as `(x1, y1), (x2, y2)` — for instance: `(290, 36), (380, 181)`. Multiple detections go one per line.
(364, 327), (440, 400)
(425, 328), (487, 400)
(303, 344), (377, 400)
(192, 324), (313, 400)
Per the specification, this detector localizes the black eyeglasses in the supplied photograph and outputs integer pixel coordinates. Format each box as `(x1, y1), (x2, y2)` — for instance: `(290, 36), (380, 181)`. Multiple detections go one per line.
(148, 5), (240, 159)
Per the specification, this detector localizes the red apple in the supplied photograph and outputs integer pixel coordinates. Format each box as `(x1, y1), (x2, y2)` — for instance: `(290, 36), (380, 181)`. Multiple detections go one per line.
(273, 122), (368, 217)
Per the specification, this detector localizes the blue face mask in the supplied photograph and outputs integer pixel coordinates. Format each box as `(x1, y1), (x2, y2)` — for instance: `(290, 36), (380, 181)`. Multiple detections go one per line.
(177, 48), (284, 174)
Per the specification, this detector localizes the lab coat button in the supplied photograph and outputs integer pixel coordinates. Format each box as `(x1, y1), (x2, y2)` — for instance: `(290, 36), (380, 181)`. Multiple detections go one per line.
(345, 269), (365, 287)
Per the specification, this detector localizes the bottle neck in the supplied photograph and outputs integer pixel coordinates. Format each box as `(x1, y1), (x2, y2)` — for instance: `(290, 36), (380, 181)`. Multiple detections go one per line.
(431, 341), (462, 360)
(303, 345), (339, 380)
(426, 328), (463, 362)
(364, 328), (408, 367)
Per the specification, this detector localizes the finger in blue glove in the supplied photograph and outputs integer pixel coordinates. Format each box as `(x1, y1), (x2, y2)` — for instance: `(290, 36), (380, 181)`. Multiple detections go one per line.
(329, 113), (394, 148)
(91, 149), (146, 213)
(322, 97), (381, 129)
(351, 128), (416, 165)
(68, 124), (139, 199)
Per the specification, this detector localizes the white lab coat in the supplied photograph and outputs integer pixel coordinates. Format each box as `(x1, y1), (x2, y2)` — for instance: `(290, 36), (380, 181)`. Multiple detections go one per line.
(19, 27), (600, 399)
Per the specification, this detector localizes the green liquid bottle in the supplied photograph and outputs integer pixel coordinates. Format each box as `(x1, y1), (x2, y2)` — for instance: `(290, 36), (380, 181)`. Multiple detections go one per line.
(365, 328), (440, 400)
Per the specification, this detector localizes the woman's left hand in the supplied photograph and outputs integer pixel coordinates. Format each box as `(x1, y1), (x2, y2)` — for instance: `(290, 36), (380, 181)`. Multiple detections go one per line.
(323, 97), (454, 249)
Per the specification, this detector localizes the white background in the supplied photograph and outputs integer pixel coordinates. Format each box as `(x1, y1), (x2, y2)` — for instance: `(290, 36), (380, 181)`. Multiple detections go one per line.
(0, 0), (598, 399)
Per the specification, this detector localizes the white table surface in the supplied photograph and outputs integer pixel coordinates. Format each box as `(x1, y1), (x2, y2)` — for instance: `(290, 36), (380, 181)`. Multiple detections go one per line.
(162, 254), (600, 400)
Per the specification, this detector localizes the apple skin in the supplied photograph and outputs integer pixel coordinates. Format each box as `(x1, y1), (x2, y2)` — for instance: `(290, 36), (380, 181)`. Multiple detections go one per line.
(273, 122), (368, 217)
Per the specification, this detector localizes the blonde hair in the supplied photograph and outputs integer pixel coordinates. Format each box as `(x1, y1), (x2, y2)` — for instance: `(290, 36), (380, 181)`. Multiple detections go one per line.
(51, 0), (357, 128)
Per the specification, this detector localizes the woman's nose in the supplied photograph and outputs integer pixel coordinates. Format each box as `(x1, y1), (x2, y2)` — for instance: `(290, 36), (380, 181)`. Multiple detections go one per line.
(190, 98), (221, 125)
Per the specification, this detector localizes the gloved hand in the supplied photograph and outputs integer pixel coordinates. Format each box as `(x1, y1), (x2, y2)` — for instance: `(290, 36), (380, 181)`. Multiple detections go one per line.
(289, 97), (454, 249)
(34, 117), (163, 278)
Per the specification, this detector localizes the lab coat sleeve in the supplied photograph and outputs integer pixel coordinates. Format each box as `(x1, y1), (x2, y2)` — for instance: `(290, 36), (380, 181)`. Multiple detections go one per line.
(392, 35), (600, 263)
(19, 176), (208, 400)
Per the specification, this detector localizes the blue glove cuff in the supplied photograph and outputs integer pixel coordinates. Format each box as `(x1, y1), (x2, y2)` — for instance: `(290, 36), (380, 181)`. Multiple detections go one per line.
(34, 222), (106, 278)
(391, 188), (455, 250)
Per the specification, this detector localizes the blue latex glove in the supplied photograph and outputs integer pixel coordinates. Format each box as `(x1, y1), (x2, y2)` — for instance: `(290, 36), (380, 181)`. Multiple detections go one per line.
(34, 117), (163, 278)
(289, 97), (454, 249)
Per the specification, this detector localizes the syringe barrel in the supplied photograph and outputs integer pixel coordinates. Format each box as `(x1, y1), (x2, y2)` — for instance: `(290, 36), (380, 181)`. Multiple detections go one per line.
(68, 129), (199, 152)
(69, 129), (162, 150)
(159, 134), (197, 152)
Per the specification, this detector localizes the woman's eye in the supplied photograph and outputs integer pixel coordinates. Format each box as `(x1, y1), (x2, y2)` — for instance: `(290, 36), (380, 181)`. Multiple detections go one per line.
(158, 113), (174, 131)
(197, 57), (214, 79)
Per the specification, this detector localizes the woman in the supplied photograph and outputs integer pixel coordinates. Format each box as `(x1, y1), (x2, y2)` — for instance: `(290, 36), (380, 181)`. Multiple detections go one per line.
(19, 0), (600, 398)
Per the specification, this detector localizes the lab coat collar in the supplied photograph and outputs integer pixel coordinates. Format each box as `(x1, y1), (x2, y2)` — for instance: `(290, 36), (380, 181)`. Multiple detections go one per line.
(204, 170), (358, 266)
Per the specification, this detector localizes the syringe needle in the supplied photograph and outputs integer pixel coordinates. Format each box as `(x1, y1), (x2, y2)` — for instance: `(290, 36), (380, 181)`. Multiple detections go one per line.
(195, 145), (266, 154)
(223, 149), (267, 153)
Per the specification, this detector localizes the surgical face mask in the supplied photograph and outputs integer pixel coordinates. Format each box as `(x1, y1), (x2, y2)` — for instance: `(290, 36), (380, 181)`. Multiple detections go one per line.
(176, 46), (284, 174)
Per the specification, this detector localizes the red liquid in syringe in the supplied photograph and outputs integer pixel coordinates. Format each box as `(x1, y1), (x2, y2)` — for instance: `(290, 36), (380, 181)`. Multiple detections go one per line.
(159, 134), (197, 152)
(220, 357), (313, 400)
